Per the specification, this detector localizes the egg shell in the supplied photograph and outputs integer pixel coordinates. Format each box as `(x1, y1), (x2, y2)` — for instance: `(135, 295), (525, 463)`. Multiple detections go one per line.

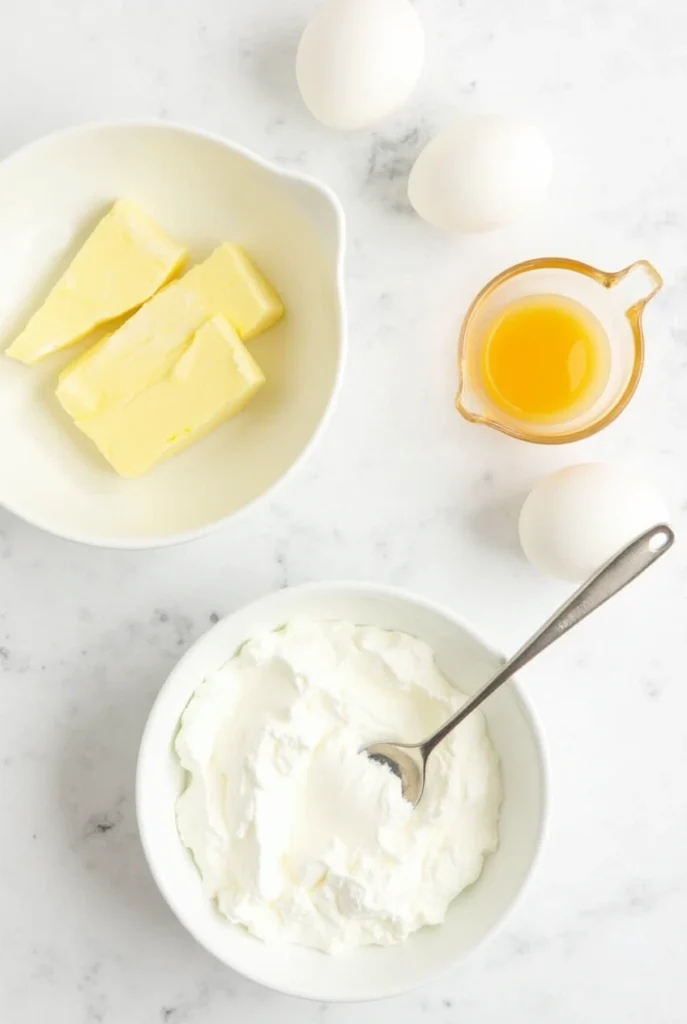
(408, 115), (552, 232)
(519, 463), (668, 583)
(296, 0), (424, 131)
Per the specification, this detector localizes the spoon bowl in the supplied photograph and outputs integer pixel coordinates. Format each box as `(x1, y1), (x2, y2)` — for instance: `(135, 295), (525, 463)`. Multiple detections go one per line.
(365, 741), (426, 805)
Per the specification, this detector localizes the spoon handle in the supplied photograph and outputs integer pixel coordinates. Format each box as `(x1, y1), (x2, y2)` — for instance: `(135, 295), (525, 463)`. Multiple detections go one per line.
(422, 523), (674, 757)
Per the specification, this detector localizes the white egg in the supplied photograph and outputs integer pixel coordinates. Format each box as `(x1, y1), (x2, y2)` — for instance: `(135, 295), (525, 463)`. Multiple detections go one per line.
(296, 0), (424, 130)
(407, 115), (552, 232)
(519, 464), (668, 582)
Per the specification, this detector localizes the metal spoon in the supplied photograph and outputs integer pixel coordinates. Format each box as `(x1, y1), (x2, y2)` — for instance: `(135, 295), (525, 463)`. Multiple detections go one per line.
(364, 523), (674, 806)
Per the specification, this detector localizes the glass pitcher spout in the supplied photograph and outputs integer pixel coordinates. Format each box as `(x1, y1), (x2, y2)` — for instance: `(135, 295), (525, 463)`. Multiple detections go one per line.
(606, 260), (663, 314)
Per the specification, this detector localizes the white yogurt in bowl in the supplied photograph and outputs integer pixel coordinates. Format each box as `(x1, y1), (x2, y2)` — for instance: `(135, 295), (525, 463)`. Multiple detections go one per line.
(175, 621), (501, 952)
(137, 582), (547, 1002)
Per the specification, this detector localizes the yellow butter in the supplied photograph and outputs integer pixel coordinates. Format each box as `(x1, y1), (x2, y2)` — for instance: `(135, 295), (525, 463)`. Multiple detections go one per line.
(205, 243), (284, 341)
(6, 200), (187, 364)
(73, 316), (265, 477)
(56, 243), (284, 420)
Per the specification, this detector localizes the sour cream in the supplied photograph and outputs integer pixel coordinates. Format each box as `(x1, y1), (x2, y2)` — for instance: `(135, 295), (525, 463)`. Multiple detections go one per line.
(175, 620), (501, 952)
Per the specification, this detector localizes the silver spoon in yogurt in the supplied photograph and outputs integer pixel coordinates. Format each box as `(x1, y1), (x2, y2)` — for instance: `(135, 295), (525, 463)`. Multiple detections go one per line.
(364, 523), (674, 806)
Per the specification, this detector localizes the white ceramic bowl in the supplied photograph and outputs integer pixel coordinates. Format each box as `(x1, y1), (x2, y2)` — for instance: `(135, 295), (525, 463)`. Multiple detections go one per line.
(137, 582), (547, 1002)
(0, 123), (345, 547)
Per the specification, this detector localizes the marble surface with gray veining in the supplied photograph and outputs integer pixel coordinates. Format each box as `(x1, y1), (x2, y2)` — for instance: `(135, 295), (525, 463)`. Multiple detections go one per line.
(1, 0), (687, 1020)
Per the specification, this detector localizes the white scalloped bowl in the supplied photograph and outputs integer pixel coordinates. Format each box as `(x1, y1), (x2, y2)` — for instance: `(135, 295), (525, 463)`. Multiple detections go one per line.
(137, 582), (548, 1002)
(0, 123), (346, 547)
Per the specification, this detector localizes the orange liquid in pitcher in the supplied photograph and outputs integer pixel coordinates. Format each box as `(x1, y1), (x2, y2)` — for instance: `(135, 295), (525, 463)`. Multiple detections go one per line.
(479, 295), (611, 424)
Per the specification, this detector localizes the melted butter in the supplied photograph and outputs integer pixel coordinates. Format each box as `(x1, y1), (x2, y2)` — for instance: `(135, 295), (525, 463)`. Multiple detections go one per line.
(479, 295), (610, 424)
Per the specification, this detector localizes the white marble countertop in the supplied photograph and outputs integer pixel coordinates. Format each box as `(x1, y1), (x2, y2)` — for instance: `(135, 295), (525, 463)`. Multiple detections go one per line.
(2, 0), (687, 1020)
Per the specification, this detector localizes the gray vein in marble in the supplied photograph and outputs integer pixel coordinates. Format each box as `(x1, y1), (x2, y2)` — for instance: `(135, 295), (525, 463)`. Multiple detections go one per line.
(365, 126), (431, 215)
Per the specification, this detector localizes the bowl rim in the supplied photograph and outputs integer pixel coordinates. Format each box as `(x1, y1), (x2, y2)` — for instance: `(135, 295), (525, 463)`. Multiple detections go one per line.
(0, 119), (347, 550)
(135, 579), (550, 1002)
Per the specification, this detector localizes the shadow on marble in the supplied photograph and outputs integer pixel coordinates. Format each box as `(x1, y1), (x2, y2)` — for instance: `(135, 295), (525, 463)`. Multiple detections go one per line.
(248, 28), (303, 113)
(467, 484), (527, 556)
(44, 663), (221, 970)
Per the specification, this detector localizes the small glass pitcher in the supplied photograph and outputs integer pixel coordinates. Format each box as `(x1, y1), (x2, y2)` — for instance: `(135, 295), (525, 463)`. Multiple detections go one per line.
(455, 257), (663, 444)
